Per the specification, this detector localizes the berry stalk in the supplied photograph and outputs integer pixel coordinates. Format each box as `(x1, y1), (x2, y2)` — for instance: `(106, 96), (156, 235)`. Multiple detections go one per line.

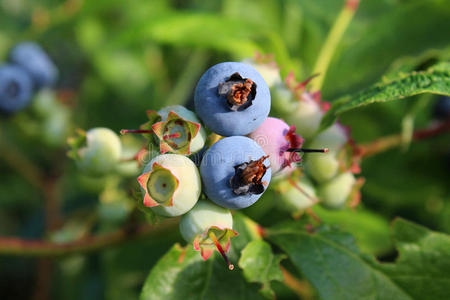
(208, 231), (234, 271)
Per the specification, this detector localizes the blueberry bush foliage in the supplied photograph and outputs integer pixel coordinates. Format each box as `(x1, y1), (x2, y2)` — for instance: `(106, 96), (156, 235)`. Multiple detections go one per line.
(0, 0), (449, 299)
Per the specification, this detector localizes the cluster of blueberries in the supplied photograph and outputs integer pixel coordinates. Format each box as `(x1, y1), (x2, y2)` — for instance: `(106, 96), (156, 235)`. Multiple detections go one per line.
(71, 62), (323, 269)
(126, 62), (328, 268)
(0, 42), (57, 114)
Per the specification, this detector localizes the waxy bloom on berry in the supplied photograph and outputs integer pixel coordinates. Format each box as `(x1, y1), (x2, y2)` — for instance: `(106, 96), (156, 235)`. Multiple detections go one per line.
(248, 117), (304, 177)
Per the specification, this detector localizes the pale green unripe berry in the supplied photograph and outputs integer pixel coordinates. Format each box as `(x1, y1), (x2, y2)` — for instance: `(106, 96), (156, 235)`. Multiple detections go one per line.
(76, 128), (122, 176)
(277, 178), (318, 211)
(318, 172), (356, 209)
(242, 59), (282, 88)
(305, 154), (339, 183)
(287, 95), (323, 139)
(140, 154), (201, 217)
(309, 124), (348, 153)
(179, 200), (233, 243)
(271, 83), (297, 115)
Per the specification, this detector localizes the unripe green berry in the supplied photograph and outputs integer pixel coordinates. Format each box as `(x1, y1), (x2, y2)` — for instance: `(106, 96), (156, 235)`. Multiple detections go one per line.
(287, 94), (323, 139)
(179, 200), (233, 243)
(138, 154), (201, 217)
(305, 154), (339, 183)
(308, 124), (348, 153)
(276, 178), (318, 211)
(318, 172), (356, 209)
(179, 200), (237, 268)
(70, 127), (122, 176)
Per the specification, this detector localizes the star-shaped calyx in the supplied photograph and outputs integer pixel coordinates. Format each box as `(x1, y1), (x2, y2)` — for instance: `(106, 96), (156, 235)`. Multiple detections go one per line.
(193, 226), (238, 270)
(137, 162), (179, 207)
(150, 111), (200, 155)
(121, 109), (201, 155)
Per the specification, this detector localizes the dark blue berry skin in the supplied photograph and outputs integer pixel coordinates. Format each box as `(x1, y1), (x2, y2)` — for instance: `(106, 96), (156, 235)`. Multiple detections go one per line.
(9, 42), (58, 88)
(433, 96), (450, 121)
(200, 136), (271, 209)
(0, 64), (33, 114)
(194, 62), (270, 136)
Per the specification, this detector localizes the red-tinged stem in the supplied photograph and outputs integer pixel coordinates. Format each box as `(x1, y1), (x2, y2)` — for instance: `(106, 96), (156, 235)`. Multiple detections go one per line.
(120, 129), (153, 135)
(0, 219), (178, 257)
(358, 121), (450, 158)
(208, 232), (234, 270)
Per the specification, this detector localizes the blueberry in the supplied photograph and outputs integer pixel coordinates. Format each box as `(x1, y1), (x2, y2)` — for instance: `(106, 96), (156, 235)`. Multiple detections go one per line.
(286, 92), (323, 139)
(248, 117), (304, 177)
(433, 96), (450, 121)
(121, 105), (206, 155)
(194, 62), (271, 136)
(138, 154), (201, 217)
(200, 136), (271, 209)
(305, 153), (339, 183)
(68, 127), (122, 176)
(318, 172), (356, 209)
(308, 123), (348, 154)
(179, 200), (237, 268)
(9, 42), (58, 88)
(275, 177), (318, 211)
(0, 64), (33, 114)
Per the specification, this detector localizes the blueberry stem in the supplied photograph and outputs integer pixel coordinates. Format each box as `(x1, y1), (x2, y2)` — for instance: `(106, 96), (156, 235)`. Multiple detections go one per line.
(208, 231), (234, 270)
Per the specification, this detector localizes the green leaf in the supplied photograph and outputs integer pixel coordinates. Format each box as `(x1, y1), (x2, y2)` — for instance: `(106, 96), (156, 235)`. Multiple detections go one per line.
(368, 218), (450, 300)
(268, 219), (450, 300)
(268, 223), (412, 300)
(230, 212), (263, 253)
(312, 206), (392, 255)
(140, 244), (264, 300)
(320, 62), (450, 130)
(238, 240), (285, 299)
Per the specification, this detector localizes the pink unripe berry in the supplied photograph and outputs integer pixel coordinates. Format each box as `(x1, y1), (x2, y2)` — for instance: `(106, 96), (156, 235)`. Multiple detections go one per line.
(248, 117), (303, 177)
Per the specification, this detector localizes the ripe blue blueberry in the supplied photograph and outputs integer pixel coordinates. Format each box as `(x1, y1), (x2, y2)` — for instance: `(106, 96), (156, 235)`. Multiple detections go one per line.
(200, 136), (271, 209)
(194, 62), (271, 136)
(0, 64), (33, 114)
(9, 42), (58, 88)
(433, 96), (450, 121)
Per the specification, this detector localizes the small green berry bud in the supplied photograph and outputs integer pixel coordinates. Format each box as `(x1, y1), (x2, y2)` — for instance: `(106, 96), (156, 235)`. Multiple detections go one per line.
(305, 154), (339, 183)
(275, 177), (318, 211)
(68, 127), (122, 176)
(318, 172), (356, 209)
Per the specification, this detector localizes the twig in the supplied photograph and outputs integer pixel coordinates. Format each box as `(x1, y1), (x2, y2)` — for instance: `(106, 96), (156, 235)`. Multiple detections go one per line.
(281, 266), (314, 300)
(0, 219), (178, 257)
(311, 0), (360, 91)
(358, 121), (450, 158)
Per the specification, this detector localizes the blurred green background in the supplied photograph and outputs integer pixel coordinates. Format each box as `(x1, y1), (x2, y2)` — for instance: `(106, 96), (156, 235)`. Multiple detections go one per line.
(0, 0), (449, 299)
